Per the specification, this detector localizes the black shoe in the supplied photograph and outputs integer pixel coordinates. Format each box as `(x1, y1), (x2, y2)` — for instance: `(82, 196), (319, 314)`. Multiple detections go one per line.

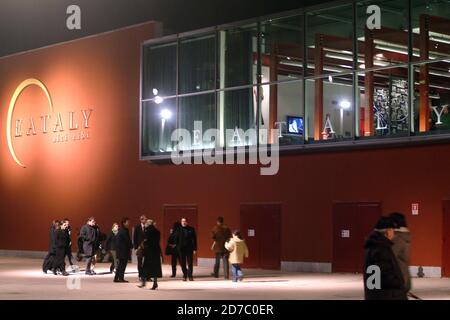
(211, 273), (219, 278)
(52, 269), (57, 276)
(151, 282), (158, 290)
(170, 274), (176, 278)
(183, 278), (187, 282)
(61, 271), (69, 276)
(120, 279), (129, 283)
(189, 277), (194, 281)
(137, 281), (146, 288)
(85, 271), (93, 275)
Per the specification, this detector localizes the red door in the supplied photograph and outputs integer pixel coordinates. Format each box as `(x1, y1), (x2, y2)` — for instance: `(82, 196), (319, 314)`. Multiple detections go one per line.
(332, 202), (381, 273)
(240, 203), (281, 270)
(163, 205), (198, 265)
(442, 201), (450, 277)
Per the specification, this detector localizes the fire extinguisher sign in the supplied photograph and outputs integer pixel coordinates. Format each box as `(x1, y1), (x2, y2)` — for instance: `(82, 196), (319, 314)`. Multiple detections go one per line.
(412, 203), (419, 216)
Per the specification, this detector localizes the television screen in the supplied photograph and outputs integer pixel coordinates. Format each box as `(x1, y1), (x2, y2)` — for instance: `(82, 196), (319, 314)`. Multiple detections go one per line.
(287, 116), (303, 135)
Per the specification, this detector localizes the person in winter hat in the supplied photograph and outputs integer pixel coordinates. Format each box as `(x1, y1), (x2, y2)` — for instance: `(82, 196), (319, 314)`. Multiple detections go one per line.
(363, 216), (406, 300)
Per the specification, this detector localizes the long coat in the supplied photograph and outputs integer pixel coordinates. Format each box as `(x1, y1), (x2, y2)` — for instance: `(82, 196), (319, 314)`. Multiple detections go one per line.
(225, 235), (249, 264)
(48, 225), (57, 255)
(143, 225), (163, 278)
(391, 227), (412, 292)
(80, 224), (99, 257)
(116, 227), (133, 260)
(43, 225), (58, 272)
(53, 229), (69, 270)
(363, 231), (407, 300)
(211, 224), (232, 253)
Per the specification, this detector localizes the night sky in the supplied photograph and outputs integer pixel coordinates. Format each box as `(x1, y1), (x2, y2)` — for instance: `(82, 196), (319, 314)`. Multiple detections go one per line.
(0, 0), (328, 57)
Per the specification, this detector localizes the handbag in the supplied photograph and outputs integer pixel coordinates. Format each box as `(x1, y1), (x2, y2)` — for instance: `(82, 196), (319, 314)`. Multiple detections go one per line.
(135, 241), (145, 258)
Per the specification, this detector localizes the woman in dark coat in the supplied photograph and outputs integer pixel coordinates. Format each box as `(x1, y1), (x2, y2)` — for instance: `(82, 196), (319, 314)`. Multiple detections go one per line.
(42, 220), (59, 273)
(165, 222), (181, 277)
(139, 219), (162, 290)
(52, 221), (70, 276)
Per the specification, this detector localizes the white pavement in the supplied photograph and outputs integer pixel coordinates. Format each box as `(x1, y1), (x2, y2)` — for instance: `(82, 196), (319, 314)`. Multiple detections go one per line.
(0, 257), (449, 300)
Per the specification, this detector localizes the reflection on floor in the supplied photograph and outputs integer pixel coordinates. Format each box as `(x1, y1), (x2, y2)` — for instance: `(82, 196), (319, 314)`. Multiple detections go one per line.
(0, 257), (449, 300)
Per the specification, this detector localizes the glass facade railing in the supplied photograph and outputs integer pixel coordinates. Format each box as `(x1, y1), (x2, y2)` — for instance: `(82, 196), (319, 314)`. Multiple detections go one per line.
(140, 0), (450, 158)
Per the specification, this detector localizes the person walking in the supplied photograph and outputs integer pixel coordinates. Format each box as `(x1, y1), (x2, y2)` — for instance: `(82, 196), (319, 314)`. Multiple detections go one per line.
(133, 215), (147, 281)
(52, 220), (70, 276)
(363, 216), (406, 300)
(389, 212), (412, 296)
(105, 222), (119, 273)
(42, 220), (59, 274)
(175, 217), (197, 281)
(61, 218), (74, 271)
(165, 222), (181, 278)
(211, 216), (232, 279)
(138, 219), (162, 290)
(225, 230), (249, 282)
(90, 222), (105, 273)
(80, 217), (99, 275)
(114, 217), (133, 283)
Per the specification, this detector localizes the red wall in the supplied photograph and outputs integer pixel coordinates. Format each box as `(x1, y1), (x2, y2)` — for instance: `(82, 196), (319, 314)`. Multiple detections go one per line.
(0, 21), (447, 268)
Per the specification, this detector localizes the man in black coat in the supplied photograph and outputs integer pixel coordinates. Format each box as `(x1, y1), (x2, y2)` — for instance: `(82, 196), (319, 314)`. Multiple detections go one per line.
(114, 217), (133, 283)
(80, 217), (98, 275)
(175, 217), (197, 281)
(363, 216), (407, 300)
(133, 215), (147, 281)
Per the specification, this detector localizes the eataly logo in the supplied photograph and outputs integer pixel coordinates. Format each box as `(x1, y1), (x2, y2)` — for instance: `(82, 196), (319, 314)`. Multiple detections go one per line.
(6, 78), (93, 168)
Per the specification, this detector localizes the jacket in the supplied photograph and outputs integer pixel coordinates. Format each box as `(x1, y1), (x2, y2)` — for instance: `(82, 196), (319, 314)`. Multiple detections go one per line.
(225, 235), (249, 264)
(80, 224), (99, 257)
(391, 227), (412, 292)
(211, 224), (232, 253)
(116, 226), (133, 260)
(363, 231), (407, 300)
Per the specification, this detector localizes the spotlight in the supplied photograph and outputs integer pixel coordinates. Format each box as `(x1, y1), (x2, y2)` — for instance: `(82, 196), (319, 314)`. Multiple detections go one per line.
(154, 96), (164, 104)
(160, 109), (172, 120)
(339, 100), (351, 109)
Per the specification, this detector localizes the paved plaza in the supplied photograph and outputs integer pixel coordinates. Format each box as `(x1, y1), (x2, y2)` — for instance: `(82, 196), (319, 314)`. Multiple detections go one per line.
(0, 257), (449, 300)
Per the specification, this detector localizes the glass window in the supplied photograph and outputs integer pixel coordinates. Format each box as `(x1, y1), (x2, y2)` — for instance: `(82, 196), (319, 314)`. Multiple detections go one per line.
(357, 65), (409, 137)
(306, 3), (354, 76)
(141, 98), (177, 156)
(305, 74), (355, 142)
(356, 0), (409, 70)
(142, 42), (177, 99)
(259, 81), (304, 146)
(412, 59), (450, 134)
(411, 0), (450, 63)
(218, 24), (258, 89)
(217, 87), (257, 147)
(260, 14), (304, 82)
(179, 34), (216, 94)
(178, 93), (217, 150)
